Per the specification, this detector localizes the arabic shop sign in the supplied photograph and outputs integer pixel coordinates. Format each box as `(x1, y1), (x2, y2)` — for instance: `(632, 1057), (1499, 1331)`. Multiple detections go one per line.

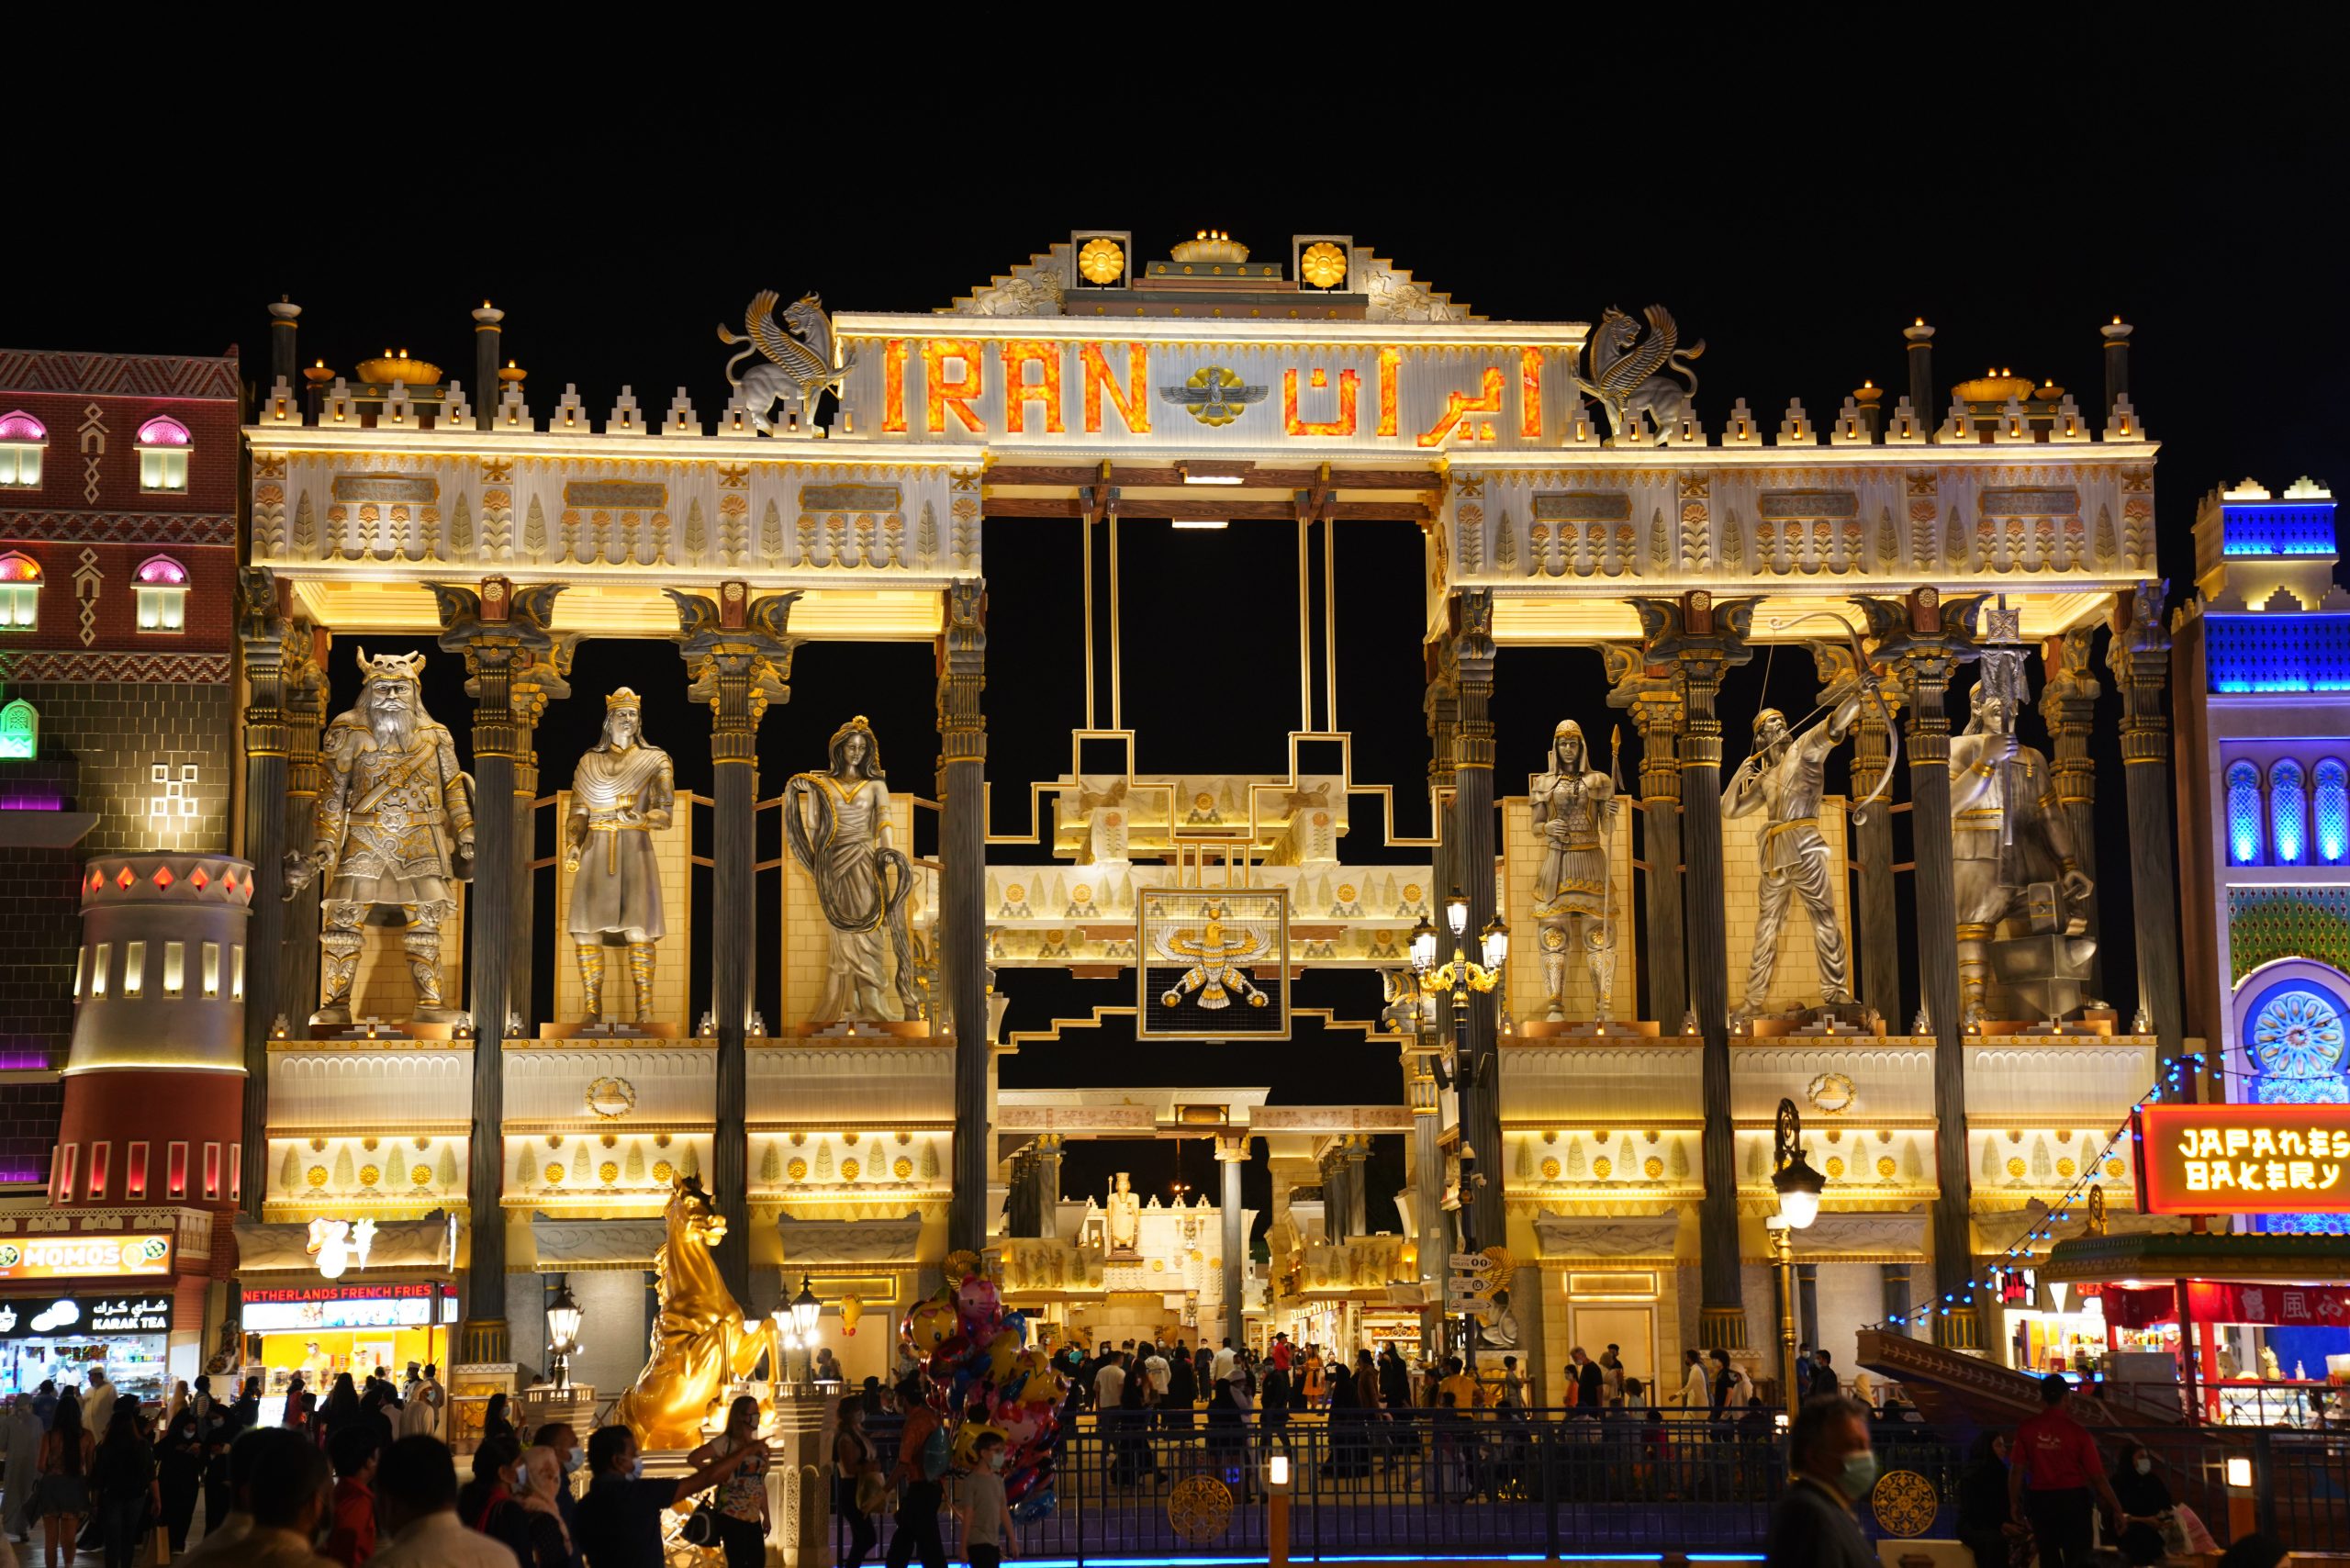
(0, 1234), (173, 1280)
(0, 1294), (173, 1338)
(2136, 1103), (2350, 1214)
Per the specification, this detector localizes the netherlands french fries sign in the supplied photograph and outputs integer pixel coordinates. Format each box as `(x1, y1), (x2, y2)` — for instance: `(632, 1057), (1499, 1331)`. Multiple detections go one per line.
(2135, 1103), (2350, 1215)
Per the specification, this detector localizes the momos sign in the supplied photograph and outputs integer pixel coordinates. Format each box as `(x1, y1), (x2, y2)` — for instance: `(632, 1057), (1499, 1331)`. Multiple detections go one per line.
(2136, 1103), (2350, 1214)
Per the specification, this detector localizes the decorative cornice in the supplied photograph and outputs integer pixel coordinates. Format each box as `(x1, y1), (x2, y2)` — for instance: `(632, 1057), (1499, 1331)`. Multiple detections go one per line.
(0, 650), (229, 683)
(0, 349), (240, 400)
(0, 512), (237, 545)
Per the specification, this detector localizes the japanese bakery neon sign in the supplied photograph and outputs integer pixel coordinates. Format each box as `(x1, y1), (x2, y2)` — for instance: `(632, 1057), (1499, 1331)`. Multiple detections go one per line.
(2136, 1103), (2350, 1214)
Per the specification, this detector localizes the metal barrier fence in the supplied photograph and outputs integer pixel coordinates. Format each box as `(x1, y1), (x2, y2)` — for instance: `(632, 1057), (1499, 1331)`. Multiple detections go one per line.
(830, 1411), (2350, 1562)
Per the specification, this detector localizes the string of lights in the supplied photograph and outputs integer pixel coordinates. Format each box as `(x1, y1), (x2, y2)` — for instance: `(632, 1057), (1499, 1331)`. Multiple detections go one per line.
(1867, 1051), (2208, 1330)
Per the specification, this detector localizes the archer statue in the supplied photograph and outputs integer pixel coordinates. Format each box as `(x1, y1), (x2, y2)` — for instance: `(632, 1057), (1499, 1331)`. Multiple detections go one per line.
(1722, 626), (1895, 1024)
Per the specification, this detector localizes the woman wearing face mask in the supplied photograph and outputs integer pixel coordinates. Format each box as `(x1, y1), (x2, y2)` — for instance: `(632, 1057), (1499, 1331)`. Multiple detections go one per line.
(154, 1409), (205, 1555)
(686, 1394), (771, 1568)
(515, 1446), (576, 1568)
(456, 1433), (535, 1564)
(2109, 1442), (2176, 1566)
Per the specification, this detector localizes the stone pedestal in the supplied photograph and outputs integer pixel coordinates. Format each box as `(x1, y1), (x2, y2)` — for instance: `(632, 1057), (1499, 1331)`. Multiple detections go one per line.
(768, 1388), (835, 1568)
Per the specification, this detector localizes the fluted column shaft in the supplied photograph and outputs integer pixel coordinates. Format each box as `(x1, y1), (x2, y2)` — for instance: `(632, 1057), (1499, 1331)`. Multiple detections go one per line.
(1631, 689), (1686, 1025)
(1632, 593), (1755, 1353)
(1411, 1069), (1446, 1359)
(2041, 627), (2104, 998)
(1035, 1134), (1063, 1242)
(1893, 639), (1976, 1350)
(235, 571), (291, 1220)
(1218, 1137), (1247, 1350)
(1446, 590), (1504, 1253)
(938, 584), (990, 1255)
(1851, 697), (1903, 1022)
(281, 634), (326, 1033)
(2110, 588), (2186, 1063)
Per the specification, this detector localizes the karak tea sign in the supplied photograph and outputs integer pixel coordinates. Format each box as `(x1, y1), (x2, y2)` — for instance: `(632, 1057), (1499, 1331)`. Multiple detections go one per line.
(2136, 1103), (2350, 1215)
(0, 1234), (173, 1280)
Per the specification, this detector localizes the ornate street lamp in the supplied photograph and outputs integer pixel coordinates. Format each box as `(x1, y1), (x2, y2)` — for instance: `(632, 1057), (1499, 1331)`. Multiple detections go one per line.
(1768, 1098), (1827, 1408)
(545, 1274), (583, 1392)
(1411, 890), (1510, 1372)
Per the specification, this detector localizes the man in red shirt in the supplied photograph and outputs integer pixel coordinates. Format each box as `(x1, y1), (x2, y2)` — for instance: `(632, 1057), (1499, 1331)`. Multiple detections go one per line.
(2009, 1373), (2121, 1568)
(1271, 1333), (1294, 1372)
(322, 1426), (378, 1566)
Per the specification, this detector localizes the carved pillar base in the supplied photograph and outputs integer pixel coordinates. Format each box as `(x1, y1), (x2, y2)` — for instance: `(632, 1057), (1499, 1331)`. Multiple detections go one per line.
(1700, 1304), (1750, 1352)
(462, 1316), (510, 1366)
(1932, 1304), (1984, 1353)
(768, 1387), (833, 1568)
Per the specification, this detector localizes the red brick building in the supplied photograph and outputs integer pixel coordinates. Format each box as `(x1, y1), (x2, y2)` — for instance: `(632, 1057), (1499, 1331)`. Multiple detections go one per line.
(0, 348), (241, 1191)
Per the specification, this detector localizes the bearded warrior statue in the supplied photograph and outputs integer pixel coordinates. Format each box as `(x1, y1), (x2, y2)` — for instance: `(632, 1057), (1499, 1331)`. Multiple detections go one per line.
(563, 689), (675, 1025)
(1723, 693), (1862, 1023)
(287, 650), (475, 1025)
(1529, 720), (1617, 1022)
(781, 717), (922, 1025)
(1951, 650), (2095, 1024)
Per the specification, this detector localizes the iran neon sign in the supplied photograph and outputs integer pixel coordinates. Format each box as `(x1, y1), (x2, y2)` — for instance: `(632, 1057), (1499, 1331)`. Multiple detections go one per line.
(2136, 1103), (2350, 1214)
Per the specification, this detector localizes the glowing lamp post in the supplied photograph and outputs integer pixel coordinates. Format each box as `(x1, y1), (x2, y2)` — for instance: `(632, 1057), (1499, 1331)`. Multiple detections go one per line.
(772, 1273), (822, 1391)
(1768, 1098), (1827, 1409)
(1412, 891), (1508, 1370)
(544, 1276), (583, 1392)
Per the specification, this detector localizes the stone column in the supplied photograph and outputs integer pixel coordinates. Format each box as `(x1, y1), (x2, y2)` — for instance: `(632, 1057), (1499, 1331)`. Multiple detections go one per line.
(1631, 593), (1756, 1352)
(268, 300), (301, 391)
(280, 625), (327, 1034)
(1905, 320), (1936, 432)
(1342, 1134), (1371, 1238)
(1444, 589), (1505, 1253)
(473, 305), (503, 434)
(1319, 1145), (1348, 1245)
(2039, 626), (2103, 997)
(1410, 1057), (1445, 1358)
(234, 569), (292, 1219)
(437, 577), (566, 1365)
(1425, 649), (1460, 943)
(1035, 1133), (1064, 1242)
(506, 645), (576, 1036)
(2109, 586), (2187, 1062)
(1796, 1262), (1819, 1353)
(937, 583), (990, 1255)
(1608, 647), (1685, 1025)
(672, 584), (799, 1303)
(1881, 1263), (1913, 1338)
(1866, 589), (1981, 1350)
(2101, 319), (2132, 415)
(1217, 1134), (1247, 1351)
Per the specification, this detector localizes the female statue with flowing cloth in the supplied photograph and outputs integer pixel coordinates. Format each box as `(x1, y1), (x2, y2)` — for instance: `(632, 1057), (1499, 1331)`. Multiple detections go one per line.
(782, 716), (922, 1025)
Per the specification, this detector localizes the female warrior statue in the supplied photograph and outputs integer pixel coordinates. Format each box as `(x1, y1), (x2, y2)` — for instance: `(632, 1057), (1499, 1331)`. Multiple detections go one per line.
(782, 717), (922, 1025)
(1529, 720), (1617, 1022)
(562, 689), (674, 1025)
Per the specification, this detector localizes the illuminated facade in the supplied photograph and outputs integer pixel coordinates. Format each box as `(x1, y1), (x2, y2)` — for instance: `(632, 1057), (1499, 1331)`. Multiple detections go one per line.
(13, 230), (2284, 1414)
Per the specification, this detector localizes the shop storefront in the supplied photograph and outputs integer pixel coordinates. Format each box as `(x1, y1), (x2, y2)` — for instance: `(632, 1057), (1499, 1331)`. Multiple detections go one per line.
(0, 1291), (173, 1405)
(240, 1280), (458, 1409)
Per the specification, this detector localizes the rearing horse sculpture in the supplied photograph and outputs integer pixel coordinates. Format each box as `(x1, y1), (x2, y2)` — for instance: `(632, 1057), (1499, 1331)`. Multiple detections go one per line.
(611, 1176), (778, 1450)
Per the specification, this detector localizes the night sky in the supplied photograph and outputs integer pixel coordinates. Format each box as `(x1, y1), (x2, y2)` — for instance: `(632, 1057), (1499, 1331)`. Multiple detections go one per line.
(16, 62), (2343, 1246)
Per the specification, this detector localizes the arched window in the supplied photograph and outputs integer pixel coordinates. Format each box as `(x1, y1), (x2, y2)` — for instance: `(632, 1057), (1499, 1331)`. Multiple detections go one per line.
(0, 551), (38, 630)
(0, 410), (44, 488)
(2227, 759), (2265, 865)
(2318, 759), (2350, 866)
(0, 698), (35, 760)
(135, 415), (191, 493)
(2272, 758), (2309, 866)
(133, 554), (187, 633)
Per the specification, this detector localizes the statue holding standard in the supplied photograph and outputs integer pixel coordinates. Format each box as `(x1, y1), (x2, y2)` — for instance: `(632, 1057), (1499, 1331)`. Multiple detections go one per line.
(1105, 1172), (1141, 1259)
(286, 650), (474, 1025)
(1723, 693), (1863, 1023)
(563, 688), (675, 1026)
(1529, 719), (1617, 1022)
(1950, 650), (2095, 1024)
(781, 717), (922, 1026)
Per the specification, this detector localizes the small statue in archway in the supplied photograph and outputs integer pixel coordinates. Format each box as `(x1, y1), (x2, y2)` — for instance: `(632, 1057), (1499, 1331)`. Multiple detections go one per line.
(1529, 721), (1616, 1021)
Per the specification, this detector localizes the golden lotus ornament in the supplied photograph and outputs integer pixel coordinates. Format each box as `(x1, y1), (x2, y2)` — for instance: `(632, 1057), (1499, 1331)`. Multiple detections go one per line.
(1078, 238), (1125, 285)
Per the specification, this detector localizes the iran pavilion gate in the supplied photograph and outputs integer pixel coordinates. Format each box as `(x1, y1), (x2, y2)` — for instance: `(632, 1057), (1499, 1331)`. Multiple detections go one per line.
(236, 232), (2181, 1400)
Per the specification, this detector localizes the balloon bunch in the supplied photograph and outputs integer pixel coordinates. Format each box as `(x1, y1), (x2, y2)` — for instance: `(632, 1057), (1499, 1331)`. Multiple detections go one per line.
(900, 1251), (1069, 1520)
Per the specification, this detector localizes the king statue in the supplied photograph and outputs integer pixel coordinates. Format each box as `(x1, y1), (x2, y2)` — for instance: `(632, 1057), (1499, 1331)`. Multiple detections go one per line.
(1723, 692), (1862, 1023)
(564, 688), (676, 1025)
(782, 717), (922, 1026)
(287, 650), (475, 1025)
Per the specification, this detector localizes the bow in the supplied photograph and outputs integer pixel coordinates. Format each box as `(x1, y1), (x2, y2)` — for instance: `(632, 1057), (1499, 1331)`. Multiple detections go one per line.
(1771, 610), (1899, 826)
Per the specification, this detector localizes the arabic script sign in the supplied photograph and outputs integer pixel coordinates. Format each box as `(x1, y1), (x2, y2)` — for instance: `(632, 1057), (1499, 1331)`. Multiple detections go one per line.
(2135, 1103), (2350, 1215)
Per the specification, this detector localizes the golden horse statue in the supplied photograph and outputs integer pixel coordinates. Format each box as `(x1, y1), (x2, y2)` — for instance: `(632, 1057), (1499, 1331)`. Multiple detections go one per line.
(611, 1176), (778, 1450)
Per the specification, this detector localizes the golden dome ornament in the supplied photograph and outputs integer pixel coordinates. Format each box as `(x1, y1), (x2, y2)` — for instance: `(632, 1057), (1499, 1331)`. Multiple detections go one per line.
(1299, 241), (1348, 289)
(1078, 237), (1126, 286)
